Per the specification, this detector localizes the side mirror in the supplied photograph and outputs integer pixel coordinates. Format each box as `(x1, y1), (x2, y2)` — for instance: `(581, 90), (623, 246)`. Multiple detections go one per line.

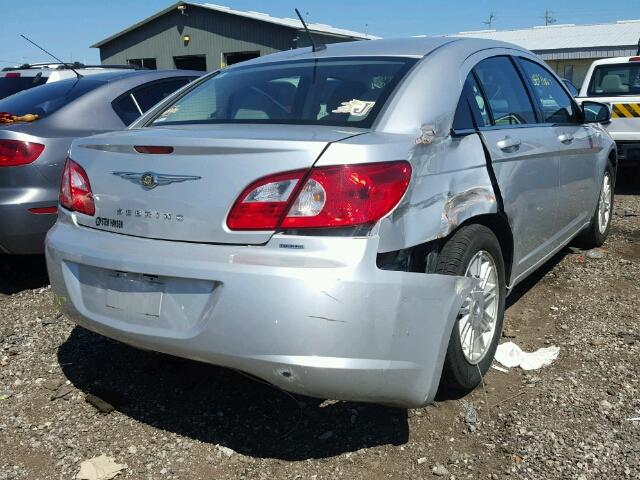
(582, 101), (611, 124)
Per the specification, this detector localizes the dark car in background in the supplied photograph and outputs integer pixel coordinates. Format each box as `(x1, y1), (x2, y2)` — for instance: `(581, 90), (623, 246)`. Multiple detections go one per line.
(0, 69), (201, 254)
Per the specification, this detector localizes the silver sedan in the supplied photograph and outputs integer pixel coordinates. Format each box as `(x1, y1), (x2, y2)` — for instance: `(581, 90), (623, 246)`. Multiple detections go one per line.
(46, 37), (616, 407)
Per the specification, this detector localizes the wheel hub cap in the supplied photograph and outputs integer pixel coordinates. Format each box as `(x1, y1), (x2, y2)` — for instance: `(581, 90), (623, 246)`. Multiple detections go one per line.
(457, 250), (500, 365)
(597, 172), (612, 234)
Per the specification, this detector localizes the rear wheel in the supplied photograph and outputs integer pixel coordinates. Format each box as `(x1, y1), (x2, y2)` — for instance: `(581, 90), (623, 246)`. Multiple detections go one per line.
(577, 163), (614, 248)
(434, 224), (506, 392)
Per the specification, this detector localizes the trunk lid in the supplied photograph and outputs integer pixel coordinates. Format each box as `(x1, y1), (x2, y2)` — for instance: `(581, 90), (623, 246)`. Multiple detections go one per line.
(71, 124), (363, 245)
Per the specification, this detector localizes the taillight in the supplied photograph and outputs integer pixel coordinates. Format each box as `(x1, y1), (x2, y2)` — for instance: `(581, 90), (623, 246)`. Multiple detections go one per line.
(629, 56), (640, 62)
(227, 170), (307, 230)
(4, 72), (20, 78)
(0, 140), (45, 167)
(227, 161), (411, 231)
(59, 158), (95, 216)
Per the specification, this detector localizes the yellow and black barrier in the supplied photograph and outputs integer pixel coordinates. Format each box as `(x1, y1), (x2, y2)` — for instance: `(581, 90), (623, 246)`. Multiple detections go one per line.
(611, 103), (640, 118)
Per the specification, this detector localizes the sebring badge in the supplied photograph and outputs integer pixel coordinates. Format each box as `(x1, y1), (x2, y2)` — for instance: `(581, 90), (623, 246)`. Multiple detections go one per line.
(112, 171), (201, 190)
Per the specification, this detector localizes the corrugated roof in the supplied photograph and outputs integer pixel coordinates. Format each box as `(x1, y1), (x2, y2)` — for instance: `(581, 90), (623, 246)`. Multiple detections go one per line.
(452, 20), (640, 51)
(92, 1), (378, 48)
(199, 3), (379, 39)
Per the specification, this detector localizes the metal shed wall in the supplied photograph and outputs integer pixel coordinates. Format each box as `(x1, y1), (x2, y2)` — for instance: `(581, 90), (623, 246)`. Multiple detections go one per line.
(99, 5), (356, 71)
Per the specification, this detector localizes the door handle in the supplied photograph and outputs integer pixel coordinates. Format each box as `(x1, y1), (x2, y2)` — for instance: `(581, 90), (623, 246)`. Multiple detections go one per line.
(496, 136), (521, 153)
(558, 133), (574, 144)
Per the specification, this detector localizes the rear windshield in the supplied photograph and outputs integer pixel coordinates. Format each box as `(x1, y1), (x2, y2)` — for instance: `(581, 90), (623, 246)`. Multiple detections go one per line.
(0, 75), (48, 99)
(149, 57), (417, 128)
(588, 63), (640, 96)
(0, 78), (104, 119)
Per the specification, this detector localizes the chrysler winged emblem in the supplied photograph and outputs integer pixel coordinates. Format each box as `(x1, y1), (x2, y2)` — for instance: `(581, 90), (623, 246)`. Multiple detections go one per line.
(112, 171), (202, 190)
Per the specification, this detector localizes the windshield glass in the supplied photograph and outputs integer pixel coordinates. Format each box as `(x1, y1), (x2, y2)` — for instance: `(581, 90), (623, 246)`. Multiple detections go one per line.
(0, 75), (48, 100)
(0, 78), (104, 119)
(149, 57), (417, 128)
(588, 63), (640, 96)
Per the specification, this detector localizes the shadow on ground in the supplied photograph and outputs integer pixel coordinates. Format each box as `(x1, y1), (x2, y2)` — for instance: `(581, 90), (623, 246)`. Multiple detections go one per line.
(0, 255), (49, 295)
(58, 328), (408, 460)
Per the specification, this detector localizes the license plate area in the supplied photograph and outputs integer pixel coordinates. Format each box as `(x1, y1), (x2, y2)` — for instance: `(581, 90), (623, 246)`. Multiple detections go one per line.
(106, 271), (163, 317)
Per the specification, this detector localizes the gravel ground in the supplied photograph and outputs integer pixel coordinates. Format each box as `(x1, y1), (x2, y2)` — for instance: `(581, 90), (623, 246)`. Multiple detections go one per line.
(1, 186), (638, 480)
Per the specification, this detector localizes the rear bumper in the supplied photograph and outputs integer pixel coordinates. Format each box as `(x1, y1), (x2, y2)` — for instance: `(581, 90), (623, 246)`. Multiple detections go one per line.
(0, 188), (58, 254)
(46, 212), (471, 407)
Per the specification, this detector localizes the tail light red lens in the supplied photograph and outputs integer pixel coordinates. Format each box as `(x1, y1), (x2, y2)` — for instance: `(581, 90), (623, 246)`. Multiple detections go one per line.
(227, 170), (307, 230)
(0, 140), (45, 167)
(227, 161), (411, 231)
(59, 158), (95, 216)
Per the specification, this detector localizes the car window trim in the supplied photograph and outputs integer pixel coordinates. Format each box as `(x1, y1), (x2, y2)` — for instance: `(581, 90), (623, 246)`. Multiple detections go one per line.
(129, 93), (143, 116)
(515, 56), (584, 126)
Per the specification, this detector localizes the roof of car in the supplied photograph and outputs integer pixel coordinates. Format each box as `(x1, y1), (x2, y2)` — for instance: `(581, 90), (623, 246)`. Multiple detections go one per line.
(54, 69), (202, 83)
(229, 36), (526, 68)
(589, 56), (640, 66)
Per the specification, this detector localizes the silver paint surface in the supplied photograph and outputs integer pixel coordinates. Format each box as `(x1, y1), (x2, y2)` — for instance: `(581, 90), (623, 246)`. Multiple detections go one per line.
(47, 37), (615, 406)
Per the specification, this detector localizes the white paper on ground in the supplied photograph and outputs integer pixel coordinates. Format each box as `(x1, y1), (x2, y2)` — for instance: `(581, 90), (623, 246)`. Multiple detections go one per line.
(494, 341), (560, 370)
(76, 455), (125, 480)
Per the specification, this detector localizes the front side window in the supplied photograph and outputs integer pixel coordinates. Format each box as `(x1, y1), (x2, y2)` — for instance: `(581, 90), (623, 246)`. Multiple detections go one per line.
(588, 63), (640, 96)
(473, 57), (537, 126)
(148, 57), (416, 128)
(519, 59), (579, 124)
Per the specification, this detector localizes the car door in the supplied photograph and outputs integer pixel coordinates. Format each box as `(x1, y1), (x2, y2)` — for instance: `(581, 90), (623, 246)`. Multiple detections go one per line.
(470, 56), (561, 283)
(111, 77), (195, 125)
(517, 57), (598, 236)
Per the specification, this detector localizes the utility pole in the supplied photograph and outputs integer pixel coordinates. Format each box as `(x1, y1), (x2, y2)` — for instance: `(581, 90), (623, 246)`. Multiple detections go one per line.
(544, 10), (556, 26)
(483, 13), (495, 29)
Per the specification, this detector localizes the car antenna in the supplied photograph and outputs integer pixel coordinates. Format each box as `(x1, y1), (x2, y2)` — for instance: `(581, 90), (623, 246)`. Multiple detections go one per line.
(294, 8), (325, 53)
(20, 34), (83, 78)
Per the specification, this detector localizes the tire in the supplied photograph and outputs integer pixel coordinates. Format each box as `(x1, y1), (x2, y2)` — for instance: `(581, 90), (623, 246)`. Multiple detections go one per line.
(576, 162), (615, 249)
(434, 224), (506, 392)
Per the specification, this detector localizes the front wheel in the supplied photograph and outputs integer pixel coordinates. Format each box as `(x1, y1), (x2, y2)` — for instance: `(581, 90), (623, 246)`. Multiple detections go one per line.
(434, 224), (506, 392)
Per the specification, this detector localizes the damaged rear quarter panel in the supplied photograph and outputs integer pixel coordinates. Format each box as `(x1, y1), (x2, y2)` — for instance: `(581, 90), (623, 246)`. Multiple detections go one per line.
(318, 132), (497, 253)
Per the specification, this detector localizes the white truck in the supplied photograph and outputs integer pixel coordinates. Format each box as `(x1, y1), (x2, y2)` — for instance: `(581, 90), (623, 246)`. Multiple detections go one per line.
(578, 56), (640, 166)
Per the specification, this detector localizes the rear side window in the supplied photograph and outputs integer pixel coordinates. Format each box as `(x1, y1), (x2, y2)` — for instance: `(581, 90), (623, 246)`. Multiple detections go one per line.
(0, 78), (103, 118)
(112, 77), (194, 125)
(588, 63), (640, 96)
(453, 74), (492, 130)
(519, 59), (579, 124)
(474, 57), (537, 126)
(0, 74), (48, 100)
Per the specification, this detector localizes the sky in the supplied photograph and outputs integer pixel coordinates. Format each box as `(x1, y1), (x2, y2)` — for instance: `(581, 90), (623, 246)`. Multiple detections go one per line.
(2, 0), (640, 66)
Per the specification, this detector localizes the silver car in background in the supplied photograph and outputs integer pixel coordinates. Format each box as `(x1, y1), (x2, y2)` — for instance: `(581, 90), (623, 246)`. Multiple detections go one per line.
(46, 37), (616, 407)
(0, 70), (200, 254)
